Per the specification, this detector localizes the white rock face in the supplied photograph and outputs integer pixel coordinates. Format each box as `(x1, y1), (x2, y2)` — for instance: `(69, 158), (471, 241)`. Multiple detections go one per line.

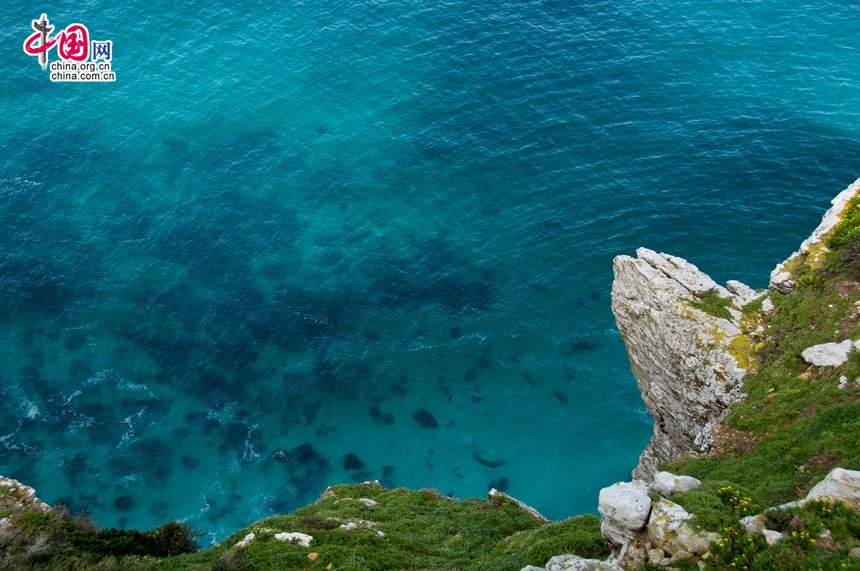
(612, 248), (754, 478)
(357, 497), (378, 507)
(274, 532), (313, 547)
(544, 555), (622, 571)
(762, 529), (783, 546)
(770, 178), (860, 293)
(806, 467), (860, 509)
(598, 481), (652, 545)
(0, 476), (52, 514)
(801, 340), (856, 367)
(645, 499), (717, 557)
(650, 472), (702, 497)
(235, 532), (255, 548)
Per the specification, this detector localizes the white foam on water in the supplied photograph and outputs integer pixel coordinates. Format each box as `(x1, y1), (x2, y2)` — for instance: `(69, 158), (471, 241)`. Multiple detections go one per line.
(117, 409), (145, 448)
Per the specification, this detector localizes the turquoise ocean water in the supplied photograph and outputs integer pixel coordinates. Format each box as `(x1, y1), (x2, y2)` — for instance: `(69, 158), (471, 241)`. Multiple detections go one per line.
(1, 1), (858, 542)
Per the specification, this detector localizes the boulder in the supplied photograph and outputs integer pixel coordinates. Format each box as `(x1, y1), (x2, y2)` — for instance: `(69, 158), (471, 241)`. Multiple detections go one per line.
(598, 481), (652, 545)
(673, 523), (718, 556)
(544, 555), (622, 571)
(274, 532), (313, 547)
(650, 472), (702, 497)
(806, 467), (860, 509)
(762, 529), (783, 546)
(645, 498), (717, 557)
(235, 533), (255, 548)
(801, 340), (854, 367)
(646, 499), (692, 549)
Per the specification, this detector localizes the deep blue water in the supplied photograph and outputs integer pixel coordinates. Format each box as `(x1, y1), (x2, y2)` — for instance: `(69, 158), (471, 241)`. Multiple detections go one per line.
(1, 1), (858, 542)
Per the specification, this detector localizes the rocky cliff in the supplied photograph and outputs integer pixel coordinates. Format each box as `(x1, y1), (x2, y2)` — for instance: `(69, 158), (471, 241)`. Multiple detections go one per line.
(611, 250), (766, 479)
(611, 178), (860, 480)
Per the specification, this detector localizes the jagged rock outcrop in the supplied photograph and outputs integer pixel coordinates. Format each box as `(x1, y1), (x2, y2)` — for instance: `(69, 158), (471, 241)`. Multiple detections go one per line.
(0, 476), (51, 519)
(770, 178), (860, 293)
(596, 473), (719, 568)
(611, 248), (764, 479)
(597, 481), (651, 546)
(648, 471), (702, 497)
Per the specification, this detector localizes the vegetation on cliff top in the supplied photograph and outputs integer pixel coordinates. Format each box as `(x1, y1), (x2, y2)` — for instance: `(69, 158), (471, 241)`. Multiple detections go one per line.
(665, 221), (860, 569)
(1, 482), (608, 570)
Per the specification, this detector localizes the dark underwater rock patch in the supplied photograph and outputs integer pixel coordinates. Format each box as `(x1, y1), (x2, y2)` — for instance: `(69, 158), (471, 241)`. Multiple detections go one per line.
(114, 496), (134, 511)
(553, 390), (570, 404)
(565, 339), (600, 354)
(473, 453), (506, 469)
(22, 366), (40, 381)
(274, 443), (320, 466)
(181, 456), (201, 470)
(488, 477), (510, 492)
(413, 408), (438, 429)
(150, 501), (170, 519)
(349, 469), (372, 482)
(344, 453), (364, 471)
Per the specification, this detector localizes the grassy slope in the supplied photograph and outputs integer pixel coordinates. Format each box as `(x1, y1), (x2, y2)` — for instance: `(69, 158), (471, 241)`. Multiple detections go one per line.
(1, 483), (608, 570)
(664, 198), (860, 569)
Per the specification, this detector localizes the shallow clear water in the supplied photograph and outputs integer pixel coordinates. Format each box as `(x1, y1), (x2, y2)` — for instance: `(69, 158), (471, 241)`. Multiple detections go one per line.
(1, 1), (858, 542)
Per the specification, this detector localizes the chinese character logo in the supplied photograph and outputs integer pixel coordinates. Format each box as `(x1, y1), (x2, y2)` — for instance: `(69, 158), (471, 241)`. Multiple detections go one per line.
(22, 13), (115, 82)
(57, 24), (90, 62)
(92, 41), (112, 62)
(23, 14), (56, 69)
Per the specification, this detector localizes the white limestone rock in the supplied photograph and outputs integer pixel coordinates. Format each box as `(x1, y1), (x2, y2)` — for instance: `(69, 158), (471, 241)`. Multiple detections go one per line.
(357, 497), (378, 507)
(520, 566), (545, 571)
(645, 498), (717, 557)
(801, 340), (855, 367)
(762, 529), (783, 546)
(673, 524), (718, 556)
(646, 499), (692, 549)
(770, 178), (860, 293)
(726, 280), (765, 308)
(235, 532), (255, 548)
(611, 248), (751, 478)
(0, 476), (52, 515)
(806, 467), (860, 509)
(598, 481), (652, 545)
(544, 555), (622, 571)
(650, 472), (702, 497)
(274, 532), (313, 548)
(741, 513), (765, 534)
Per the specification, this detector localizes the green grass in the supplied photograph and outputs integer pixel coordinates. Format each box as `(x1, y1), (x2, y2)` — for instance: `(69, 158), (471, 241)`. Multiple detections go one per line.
(689, 288), (734, 320)
(475, 514), (608, 570)
(827, 194), (860, 250)
(1, 483), (609, 570)
(664, 239), (860, 569)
